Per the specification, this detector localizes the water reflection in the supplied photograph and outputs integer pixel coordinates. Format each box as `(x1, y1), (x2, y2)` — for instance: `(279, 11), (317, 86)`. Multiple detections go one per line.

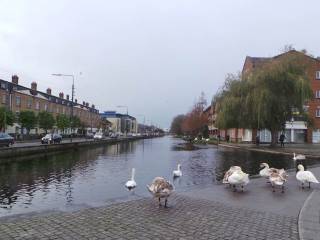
(0, 137), (318, 217)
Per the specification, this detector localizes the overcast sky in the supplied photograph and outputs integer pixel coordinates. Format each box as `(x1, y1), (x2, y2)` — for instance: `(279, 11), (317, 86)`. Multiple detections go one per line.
(0, 0), (319, 128)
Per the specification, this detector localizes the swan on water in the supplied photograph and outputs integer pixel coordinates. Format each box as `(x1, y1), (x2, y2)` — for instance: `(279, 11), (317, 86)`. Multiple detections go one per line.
(125, 168), (137, 191)
(293, 153), (306, 161)
(173, 164), (182, 178)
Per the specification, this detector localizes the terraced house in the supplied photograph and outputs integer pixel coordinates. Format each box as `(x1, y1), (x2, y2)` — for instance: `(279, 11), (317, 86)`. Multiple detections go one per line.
(0, 75), (101, 135)
(218, 50), (320, 143)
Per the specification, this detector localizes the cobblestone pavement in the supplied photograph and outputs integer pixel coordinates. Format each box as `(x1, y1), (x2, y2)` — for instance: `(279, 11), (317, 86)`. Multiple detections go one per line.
(0, 194), (298, 240)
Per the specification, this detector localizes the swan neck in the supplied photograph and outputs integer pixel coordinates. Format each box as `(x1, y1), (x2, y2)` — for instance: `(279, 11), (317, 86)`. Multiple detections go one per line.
(131, 168), (135, 180)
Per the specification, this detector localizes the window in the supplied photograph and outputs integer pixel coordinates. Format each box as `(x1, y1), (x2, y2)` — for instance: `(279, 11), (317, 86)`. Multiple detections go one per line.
(0, 82), (6, 89)
(27, 99), (32, 108)
(44, 103), (48, 111)
(15, 96), (21, 106)
(316, 108), (320, 117)
(316, 71), (320, 80)
(1, 95), (6, 104)
(35, 101), (40, 110)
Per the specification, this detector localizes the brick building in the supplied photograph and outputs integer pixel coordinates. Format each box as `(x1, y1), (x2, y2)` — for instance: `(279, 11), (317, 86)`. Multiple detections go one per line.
(203, 104), (218, 137)
(0, 75), (101, 135)
(221, 50), (320, 143)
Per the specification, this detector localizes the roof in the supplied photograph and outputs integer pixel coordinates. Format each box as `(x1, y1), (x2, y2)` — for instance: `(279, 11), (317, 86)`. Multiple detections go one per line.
(0, 78), (99, 114)
(100, 111), (136, 120)
(203, 106), (211, 113)
(243, 50), (320, 73)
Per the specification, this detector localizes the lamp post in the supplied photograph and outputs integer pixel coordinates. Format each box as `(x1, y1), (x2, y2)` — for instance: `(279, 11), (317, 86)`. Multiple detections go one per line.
(52, 73), (75, 142)
(136, 114), (145, 134)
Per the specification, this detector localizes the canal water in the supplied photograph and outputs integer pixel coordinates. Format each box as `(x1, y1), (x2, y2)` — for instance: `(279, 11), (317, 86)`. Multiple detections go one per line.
(0, 136), (318, 217)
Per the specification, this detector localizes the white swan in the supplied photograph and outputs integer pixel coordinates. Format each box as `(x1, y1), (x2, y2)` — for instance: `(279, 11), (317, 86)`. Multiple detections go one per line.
(223, 166), (242, 184)
(125, 168), (137, 191)
(227, 169), (250, 192)
(206, 138), (210, 142)
(147, 177), (174, 207)
(173, 164), (182, 178)
(293, 153), (306, 161)
(296, 164), (319, 189)
(269, 169), (288, 193)
(194, 138), (198, 141)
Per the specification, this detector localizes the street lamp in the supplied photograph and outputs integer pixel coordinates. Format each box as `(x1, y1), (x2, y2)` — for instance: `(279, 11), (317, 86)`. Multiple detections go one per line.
(136, 114), (146, 134)
(52, 73), (75, 142)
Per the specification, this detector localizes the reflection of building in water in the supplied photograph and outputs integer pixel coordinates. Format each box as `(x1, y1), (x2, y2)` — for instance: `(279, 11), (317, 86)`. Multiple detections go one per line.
(105, 141), (137, 155)
(0, 147), (103, 209)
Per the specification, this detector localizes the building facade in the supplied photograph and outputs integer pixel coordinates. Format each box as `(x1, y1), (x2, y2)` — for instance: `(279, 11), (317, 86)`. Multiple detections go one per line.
(0, 75), (100, 134)
(100, 111), (138, 134)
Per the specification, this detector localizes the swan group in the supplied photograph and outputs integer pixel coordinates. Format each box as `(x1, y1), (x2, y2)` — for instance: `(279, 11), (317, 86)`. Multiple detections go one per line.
(125, 152), (318, 207)
(224, 156), (319, 193)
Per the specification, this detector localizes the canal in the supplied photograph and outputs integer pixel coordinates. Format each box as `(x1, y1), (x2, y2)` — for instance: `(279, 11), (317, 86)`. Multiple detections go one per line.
(0, 136), (319, 217)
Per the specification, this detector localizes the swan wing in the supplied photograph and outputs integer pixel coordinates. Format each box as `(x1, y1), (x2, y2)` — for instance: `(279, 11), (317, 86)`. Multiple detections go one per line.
(259, 168), (270, 177)
(304, 171), (319, 183)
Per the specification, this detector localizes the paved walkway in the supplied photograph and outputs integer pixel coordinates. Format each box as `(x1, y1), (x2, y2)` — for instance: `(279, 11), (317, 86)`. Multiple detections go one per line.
(0, 195), (298, 240)
(299, 189), (320, 240)
(2, 167), (320, 239)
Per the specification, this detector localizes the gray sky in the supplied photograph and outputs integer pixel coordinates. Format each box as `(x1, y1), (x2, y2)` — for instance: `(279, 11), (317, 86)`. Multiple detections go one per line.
(0, 0), (319, 128)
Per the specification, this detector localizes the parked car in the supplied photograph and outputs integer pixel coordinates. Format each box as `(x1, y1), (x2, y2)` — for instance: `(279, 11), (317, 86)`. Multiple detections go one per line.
(0, 132), (14, 147)
(93, 132), (104, 140)
(41, 133), (62, 144)
(109, 132), (118, 139)
(85, 132), (94, 139)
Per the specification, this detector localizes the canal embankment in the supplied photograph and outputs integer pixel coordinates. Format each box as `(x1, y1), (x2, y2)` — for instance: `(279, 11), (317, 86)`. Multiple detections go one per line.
(0, 136), (161, 161)
(216, 142), (320, 159)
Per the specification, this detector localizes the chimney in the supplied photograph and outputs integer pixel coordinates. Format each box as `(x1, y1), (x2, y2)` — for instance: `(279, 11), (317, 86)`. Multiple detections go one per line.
(86, 102), (89, 107)
(91, 104), (95, 109)
(12, 75), (19, 85)
(75, 99), (77, 103)
(82, 101), (85, 105)
(66, 94), (69, 100)
(46, 88), (52, 95)
(59, 92), (64, 99)
(31, 82), (37, 91)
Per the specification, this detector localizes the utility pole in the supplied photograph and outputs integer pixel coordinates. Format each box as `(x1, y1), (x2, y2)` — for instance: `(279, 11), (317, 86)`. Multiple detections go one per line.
(52, 73), (75, 142)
